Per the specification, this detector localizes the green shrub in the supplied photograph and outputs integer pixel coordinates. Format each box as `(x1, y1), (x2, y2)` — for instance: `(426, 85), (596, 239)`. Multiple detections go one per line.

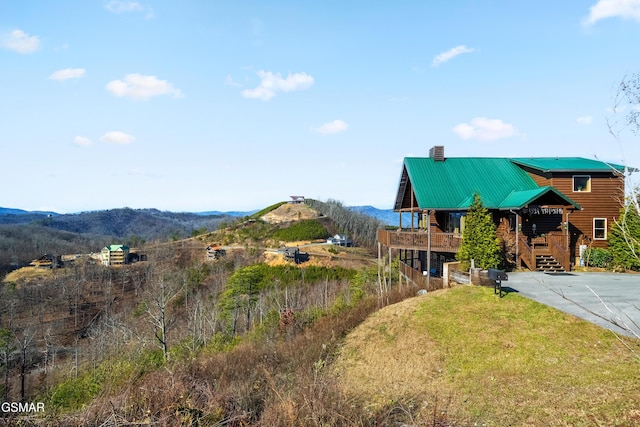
(271, 219), (329, 242)
(218, 264), (356, 314)
(132, 301), (146, 318)
(456, 194), (501, 270)
(249, 202), (287, 220)
(46, 349), (164, 412)
(583, 247), (613, 268)
(609, 201), (640, 271)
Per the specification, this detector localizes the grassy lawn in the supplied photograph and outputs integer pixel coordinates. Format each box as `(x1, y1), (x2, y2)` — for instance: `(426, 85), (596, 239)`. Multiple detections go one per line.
(334, 285), (640, 426)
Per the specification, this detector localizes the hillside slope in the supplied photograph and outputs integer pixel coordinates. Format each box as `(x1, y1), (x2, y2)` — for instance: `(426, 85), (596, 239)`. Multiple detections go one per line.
(333, 286), (640, 426)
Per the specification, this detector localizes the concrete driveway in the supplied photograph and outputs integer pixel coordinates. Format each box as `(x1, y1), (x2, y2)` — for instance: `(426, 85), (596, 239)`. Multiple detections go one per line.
(504, 271), (640, 338)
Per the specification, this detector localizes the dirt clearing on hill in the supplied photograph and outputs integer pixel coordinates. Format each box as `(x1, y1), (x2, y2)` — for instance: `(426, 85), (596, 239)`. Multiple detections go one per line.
(260, 203), (319, 224)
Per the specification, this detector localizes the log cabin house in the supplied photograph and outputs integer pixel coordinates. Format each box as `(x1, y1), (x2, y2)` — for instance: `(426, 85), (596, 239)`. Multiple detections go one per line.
(378, 146), (629, 283)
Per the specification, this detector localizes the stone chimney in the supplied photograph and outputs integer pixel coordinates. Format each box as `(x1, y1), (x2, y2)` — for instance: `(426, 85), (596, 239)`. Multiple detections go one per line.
(429, 145), (445, 161)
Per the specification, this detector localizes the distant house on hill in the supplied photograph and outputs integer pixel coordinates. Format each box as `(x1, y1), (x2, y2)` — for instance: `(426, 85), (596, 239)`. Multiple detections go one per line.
(378, 145), (631, 282)
(30, 254), (62, 269)
(327, 234), (353, 247)
(289, 196), (305, 204)
(206, 244), (226, 260)
(101, 244), (130, 266)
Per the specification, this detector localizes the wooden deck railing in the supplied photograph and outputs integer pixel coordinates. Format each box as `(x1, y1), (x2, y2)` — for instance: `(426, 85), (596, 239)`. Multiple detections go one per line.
(380, 229), (571, 271)
(548, 234), (569, 272)
(518, 236), (535, 270)
(378, 229), (461, 253)
(399, 261), (444, 291)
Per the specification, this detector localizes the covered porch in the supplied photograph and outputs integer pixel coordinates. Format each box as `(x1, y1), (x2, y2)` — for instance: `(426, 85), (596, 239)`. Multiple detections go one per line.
(378, 223), (571, 272)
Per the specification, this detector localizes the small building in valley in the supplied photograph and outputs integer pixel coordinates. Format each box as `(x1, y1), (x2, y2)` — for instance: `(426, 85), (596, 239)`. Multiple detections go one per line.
(206, 244), (226, 260)
(30, 254), (63, 269)
(327, 234), (353, 247)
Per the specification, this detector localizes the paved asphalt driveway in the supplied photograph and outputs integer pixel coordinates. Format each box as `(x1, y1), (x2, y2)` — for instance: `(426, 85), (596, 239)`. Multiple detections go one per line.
(504, 272), (640, 338)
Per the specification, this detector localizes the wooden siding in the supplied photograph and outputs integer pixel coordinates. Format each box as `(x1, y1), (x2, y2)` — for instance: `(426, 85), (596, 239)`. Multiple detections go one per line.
(524, 170), (625, 256)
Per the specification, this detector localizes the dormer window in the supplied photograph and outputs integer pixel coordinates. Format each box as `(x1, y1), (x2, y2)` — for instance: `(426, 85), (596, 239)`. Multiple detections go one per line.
(573, 175), (591, 192)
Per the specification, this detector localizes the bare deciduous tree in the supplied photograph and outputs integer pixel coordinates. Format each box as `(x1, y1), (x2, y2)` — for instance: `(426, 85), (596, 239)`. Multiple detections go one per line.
(15, 328), (35, 402)
(0, 328), (14, 400)
(606, 73), (640, 266)
(146, 273), (184, 361)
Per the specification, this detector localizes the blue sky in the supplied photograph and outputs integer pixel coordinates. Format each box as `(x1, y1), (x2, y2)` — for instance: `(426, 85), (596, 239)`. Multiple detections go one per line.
(2, 1), (640, 213)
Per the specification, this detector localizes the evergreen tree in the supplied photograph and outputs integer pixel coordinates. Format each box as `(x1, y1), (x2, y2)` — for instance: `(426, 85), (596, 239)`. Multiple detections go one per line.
(456, 194), (502, 270)
(609, 198), (640, 271)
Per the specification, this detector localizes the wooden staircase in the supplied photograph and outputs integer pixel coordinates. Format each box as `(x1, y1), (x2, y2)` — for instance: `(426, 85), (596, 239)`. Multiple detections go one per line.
(536, 253), (565, 272)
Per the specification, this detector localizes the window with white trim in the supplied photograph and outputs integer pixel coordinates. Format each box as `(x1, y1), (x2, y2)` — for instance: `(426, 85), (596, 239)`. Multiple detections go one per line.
(593, 218), (607, 240)
(573, 175), (591, 192)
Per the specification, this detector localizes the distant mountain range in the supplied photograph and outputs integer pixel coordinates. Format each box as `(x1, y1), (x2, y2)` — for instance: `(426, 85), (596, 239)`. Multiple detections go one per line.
(0, 207), (234, 240)
(0, 204), (403, 235)
(0, 207), (59, 216)
(348, 205), (407, 227)
(194, 210), (259, 217)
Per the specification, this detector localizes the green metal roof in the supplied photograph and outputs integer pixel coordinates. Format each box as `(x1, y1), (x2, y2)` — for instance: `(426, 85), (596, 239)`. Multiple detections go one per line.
(397, 157), (581, 211)
(498, 186), (580, 210)
(510, 157), (627, 173)
(105, 244), (129, 251)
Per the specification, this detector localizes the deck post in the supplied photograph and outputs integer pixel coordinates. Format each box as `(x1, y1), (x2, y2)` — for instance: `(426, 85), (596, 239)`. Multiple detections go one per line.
(512, 210), (519, 269)
(427, 210), (432, 289)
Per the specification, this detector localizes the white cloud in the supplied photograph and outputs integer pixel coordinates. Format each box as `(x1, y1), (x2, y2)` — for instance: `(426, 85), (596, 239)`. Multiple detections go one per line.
(577, 115), (593, 125)
(49, 68), (86, 81)
(74, 136), (92, 146)
(101, 131), (135, 144)
(584, 0), (640, 25)
(432, 45), (474, 67)
(225, 74), (242, 87)
(106, 74), (183, 100)
(453, 117), (518, 141)
(242, 70), (314, 101)
(2, 29), (40, 54)
(315, 119), (348, 135)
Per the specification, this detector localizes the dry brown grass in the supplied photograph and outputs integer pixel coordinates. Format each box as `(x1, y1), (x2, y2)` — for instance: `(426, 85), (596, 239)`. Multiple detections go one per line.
(333, 285), (640, 426)
(3, 266), (58, 283)
(260, 203), (319, 224)
(263, 244), (374, 271)
(333, 291), (453, 422)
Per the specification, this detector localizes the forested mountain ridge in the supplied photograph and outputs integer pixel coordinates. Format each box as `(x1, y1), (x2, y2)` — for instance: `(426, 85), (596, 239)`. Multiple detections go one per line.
(0, 207), (233, 239)
(0, 207), (59, 216)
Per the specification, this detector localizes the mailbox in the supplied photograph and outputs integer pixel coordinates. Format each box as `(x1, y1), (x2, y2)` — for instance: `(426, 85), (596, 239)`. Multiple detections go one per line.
(487, 268), (508, 282)
(488, 268), (508, 298)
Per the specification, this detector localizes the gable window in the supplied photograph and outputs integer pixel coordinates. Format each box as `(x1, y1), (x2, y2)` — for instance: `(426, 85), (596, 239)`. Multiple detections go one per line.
(573, 175), (591, 192)
(593, 218), (607, 240)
